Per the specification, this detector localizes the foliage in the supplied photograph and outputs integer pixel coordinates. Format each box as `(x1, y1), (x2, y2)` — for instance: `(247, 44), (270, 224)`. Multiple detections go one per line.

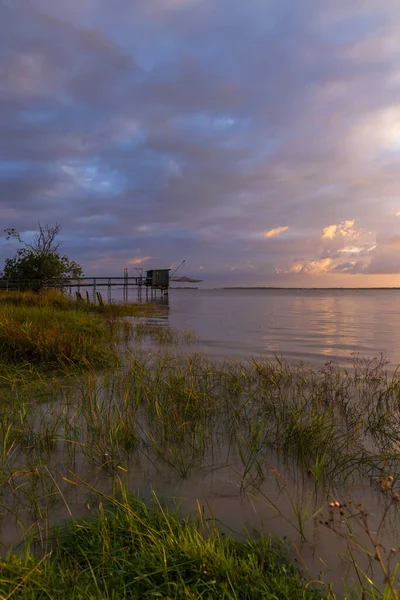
(1, 223), (83, 287)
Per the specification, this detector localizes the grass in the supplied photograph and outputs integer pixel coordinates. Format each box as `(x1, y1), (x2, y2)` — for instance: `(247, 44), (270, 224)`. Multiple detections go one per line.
(134, 322), (198, 345)
(0, 290), (159, 375)
(0, 292), (399, 597)
(0, 290), (157, 316)
(0, 489), (326, 599)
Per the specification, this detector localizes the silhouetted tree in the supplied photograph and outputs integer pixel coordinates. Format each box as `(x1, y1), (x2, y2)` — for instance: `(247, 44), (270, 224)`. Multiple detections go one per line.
(1, 222), (83, 288)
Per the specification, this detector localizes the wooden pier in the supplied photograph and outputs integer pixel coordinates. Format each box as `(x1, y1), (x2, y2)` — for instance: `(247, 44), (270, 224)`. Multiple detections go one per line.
(0, 269), (170, 302)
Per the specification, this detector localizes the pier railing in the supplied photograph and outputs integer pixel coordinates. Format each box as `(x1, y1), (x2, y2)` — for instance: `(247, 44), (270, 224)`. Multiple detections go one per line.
(0, 276), (168, 301)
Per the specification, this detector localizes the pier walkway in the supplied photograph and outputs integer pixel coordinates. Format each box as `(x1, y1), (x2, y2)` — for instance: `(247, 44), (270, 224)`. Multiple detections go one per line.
(0, 271), (170, 302)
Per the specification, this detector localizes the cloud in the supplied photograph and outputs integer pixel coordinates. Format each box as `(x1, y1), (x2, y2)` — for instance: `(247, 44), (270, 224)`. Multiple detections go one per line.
(276, 258), (332, 275)
(338, 245), (362, 253)
(275, 221), (378, 277)
(321, 225), (337, 240)
(333, 261), (358, 272)
(264, 226), (289, 237)
(1, 0), (400, 285)
(345, 105), (400, 158)
(338, 244), (376, 254)
(154, 0), (200, 8)
(322, 220), (356, 240)
(128, 257), (152, 265)
(363, 234), (400, 273)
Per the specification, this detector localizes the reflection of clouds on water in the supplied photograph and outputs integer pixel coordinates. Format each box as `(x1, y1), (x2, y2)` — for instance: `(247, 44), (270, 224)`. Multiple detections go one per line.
(167, 288), (400, 370)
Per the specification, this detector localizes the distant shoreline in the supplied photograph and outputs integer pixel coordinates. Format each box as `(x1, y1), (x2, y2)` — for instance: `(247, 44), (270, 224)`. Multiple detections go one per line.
(217, 286), (400, 290)
(170, 286), (400, 291)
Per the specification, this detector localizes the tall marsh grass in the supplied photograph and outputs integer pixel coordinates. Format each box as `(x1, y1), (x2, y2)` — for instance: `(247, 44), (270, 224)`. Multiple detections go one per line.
(0, 292), (399, 597)
(0, 290), (159, 373)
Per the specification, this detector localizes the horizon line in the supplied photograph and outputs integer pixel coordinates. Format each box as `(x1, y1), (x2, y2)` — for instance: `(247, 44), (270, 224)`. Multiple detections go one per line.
(208, 286), (400, 290)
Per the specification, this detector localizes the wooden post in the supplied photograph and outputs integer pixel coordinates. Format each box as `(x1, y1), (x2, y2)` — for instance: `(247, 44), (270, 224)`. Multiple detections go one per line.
(96, 291), (104, 306)
(123, 268), (128, 303)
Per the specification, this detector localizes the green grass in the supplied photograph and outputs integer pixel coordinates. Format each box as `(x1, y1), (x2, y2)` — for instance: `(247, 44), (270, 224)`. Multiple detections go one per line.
(0, 290), (159, 374)
(0, 290), (158, 316)
(0, 491), (326, 599)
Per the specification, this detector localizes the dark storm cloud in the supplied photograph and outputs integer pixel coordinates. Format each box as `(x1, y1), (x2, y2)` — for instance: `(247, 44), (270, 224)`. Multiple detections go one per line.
(1, 0), (400, 284)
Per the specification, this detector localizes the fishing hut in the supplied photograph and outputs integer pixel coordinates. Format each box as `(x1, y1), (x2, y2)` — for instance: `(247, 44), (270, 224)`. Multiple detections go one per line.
(140, 269), (170, 301)
(145, 269), (169, 288)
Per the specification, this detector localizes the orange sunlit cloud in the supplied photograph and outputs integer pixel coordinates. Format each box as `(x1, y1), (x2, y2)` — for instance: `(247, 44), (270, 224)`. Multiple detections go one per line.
(276, 258), (333, 275)
(322, 220), (356, 240)
(321, 225), (337, 240)
(127, 257), (152, 265)
(264, 226), (289, 238)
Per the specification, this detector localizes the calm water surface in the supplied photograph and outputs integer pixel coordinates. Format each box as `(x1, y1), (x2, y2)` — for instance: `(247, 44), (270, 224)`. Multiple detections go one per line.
(3, 287), (400, 598)
(165, 288), (400, 367)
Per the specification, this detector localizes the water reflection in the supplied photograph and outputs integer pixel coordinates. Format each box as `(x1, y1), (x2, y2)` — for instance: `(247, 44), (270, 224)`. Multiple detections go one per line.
(167, 289), (400, 368)
(102, 285), (171, 309)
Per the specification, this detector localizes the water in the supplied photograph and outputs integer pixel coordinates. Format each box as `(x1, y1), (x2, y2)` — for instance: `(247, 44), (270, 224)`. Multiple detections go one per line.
(166, 288), (400, 367)
(3, 287), (400, 597)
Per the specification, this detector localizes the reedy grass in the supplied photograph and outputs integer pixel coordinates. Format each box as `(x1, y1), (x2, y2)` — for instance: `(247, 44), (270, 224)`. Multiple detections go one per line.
(0, 291), (160, 375)
(0, 289), (159, 317)
(2, 350), (400, 491)
(3, 350), (400, 492)
(0, 484), (326, 599)
(0, 292), (400, 597)
(318, 488), (400, 600)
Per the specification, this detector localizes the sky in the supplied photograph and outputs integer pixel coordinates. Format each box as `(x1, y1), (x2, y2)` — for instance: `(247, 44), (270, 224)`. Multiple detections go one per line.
(1, 0), (400, 287)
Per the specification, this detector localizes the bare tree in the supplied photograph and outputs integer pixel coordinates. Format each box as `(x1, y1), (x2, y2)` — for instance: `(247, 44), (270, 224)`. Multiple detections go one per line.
(4, 222), (62, 257)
